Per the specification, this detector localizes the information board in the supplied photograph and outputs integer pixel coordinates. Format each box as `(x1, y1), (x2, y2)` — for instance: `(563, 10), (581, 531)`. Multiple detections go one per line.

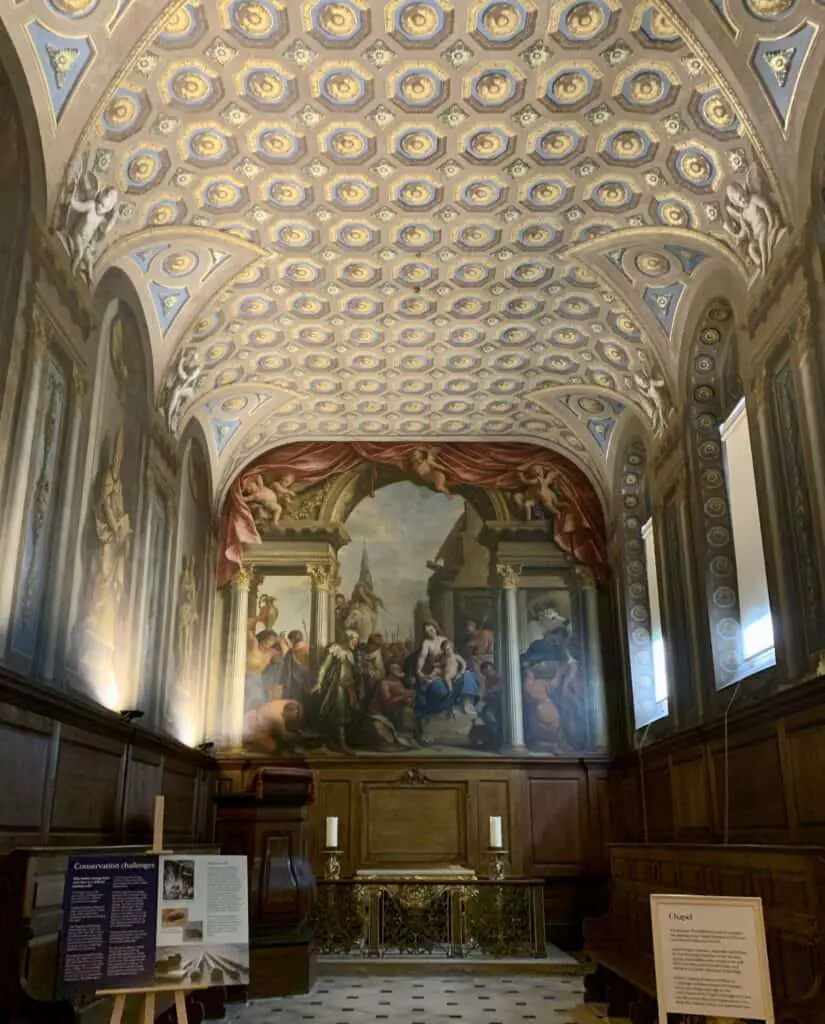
(60, 854), (249, 994)
(650, 893), (774, 1024)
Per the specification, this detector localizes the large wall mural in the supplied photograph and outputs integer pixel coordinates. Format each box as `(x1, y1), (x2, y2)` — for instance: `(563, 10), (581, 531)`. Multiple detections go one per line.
(225, 441), (609, 757)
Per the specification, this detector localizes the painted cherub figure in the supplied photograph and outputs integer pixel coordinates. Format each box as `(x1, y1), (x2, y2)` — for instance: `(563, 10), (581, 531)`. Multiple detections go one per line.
(514, 464), (560, 519)
(723, 167), (784, 277)
(633, 362), (670, 438)
(408, 446), (450, 495)
(59, 162), (119, 280)
(166, 348), (201, 435)
(243, 471), (296, 526)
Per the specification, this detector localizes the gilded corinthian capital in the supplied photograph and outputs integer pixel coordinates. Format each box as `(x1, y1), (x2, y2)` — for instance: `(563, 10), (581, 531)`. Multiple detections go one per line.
(496, 562), (522, 589)
(307, 563), (337, 591)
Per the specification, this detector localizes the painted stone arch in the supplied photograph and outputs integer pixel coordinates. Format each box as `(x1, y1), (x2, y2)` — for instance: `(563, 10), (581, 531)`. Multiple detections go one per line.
(687, 297), (743, 688)
(615, 435), (656, 728)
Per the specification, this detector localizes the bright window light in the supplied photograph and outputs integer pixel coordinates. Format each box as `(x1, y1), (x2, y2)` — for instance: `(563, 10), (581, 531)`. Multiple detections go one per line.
(641, 517), (669, 711)
(720, 398), (775, 670)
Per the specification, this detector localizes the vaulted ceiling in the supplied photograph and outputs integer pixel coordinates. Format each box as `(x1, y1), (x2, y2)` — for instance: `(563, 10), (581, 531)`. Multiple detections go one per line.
(3, 0), (823, 500)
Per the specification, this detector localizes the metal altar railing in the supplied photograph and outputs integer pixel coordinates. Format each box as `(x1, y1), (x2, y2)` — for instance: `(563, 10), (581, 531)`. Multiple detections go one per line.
(311, 879), (547, 958)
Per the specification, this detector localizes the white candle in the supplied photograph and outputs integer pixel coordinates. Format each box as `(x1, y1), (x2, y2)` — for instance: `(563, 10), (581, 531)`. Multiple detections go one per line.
(489, 815), (503, 850)
(325, 815), (339, 849)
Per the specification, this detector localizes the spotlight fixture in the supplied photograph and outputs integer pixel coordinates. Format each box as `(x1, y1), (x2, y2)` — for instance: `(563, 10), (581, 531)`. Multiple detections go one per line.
(119, 709), (144, 724)
(196, 741), (215, 753)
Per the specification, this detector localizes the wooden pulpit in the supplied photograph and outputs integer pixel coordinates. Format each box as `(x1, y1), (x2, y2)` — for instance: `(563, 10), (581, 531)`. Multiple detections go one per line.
(214, 765), (316, 998)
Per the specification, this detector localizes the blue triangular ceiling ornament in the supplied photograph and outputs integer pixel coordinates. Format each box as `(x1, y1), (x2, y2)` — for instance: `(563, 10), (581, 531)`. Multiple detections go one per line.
(211, 417), (241, 454)
(587, 417), (616, 453)
(26, 21), (95, 121)
(130, 244), (170, 273)
(751, 22), (817, 129)
(644, 282), (684, 337)
(149, 281), (190, 335)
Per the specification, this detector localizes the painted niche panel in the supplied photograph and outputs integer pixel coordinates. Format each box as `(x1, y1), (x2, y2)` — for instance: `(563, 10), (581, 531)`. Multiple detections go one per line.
(11, 356), (68, 660)
(75, 305), (148, 709)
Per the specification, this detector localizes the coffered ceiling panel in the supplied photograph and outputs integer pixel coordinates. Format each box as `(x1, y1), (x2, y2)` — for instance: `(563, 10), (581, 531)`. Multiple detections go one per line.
(3, 0), (821, 496)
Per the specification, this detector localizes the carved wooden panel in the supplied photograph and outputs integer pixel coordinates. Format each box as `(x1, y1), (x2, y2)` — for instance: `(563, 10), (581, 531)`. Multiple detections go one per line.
(711, 732), (787, 833)
(123, 750), (162, 837)
(162, 761), (198, 836)
(785, 719), (825, 830)
(360, 781), (467, 866)
(671, 753), (711, 836)
(528, 776), (583, 872)
(50, 728), (123, 835)
(0, 719), (50, 831)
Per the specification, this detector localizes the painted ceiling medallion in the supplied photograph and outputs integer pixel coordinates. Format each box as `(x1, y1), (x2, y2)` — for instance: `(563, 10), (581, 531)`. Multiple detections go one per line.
(743, 0), (796, 18)
(393, 126), (444, 163)
(464, 65), (525, 109)
(531, 124), (584, 163)
(462, 126), (515, 162)
(541, 63), (602, 111)
(238, 63), (296, 110)
(313, 62), (374, 110)
(390, 64), (450, 110)
(306, 0), (370, 46)
(550, 0), (618, 46)
(635, 252), (671, 277)
(470, 0), (536, 48)
(387, 0), (453, 47)
(396, 222), (439, 249)
(222, 0), (289, 46)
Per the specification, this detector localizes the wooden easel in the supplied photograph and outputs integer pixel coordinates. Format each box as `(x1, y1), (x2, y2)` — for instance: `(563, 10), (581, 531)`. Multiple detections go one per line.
(97, 796), (207, 1024)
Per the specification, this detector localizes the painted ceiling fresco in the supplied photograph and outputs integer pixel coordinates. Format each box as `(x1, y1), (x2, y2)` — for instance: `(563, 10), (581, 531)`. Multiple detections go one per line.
(2, 0), (823, 496)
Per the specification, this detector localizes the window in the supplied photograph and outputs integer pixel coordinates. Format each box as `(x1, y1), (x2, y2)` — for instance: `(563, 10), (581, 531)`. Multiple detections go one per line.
(720, 398), (775, 673)
(641, 516), (669, 715)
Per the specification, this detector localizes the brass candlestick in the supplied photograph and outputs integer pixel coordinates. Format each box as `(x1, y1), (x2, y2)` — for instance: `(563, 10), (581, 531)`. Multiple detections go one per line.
(323, 847), (343, 881)
(488, 847), (508, 881)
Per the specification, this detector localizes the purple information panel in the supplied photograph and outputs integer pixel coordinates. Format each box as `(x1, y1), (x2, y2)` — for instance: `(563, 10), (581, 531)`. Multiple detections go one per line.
(60, 855), (159, 993)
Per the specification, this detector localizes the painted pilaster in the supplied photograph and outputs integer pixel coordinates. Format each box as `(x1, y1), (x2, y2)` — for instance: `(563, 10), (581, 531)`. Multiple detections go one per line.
(0, 310), (47, 646)
(42, 365), (86, 682)
(750, 368), (800, 679)
(793, 307), (825, 554)
(575, 565), (608, 751)
(224, 565), (250, 748)
(497, 562), (526, 752)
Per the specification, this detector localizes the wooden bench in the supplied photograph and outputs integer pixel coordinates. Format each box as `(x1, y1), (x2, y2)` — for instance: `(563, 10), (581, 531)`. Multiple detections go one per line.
(583, 842), (825, 1024)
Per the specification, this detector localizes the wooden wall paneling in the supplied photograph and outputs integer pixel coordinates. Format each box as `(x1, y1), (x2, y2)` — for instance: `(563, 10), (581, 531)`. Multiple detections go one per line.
(641, 755), (675, 841)
(670, 749), (712, 839)
(709, 726), (788, 839)
(781, 707), (825, 841)
(122, 745), (163, 839)
(527, 771), (585, 875)
(0, 701), (54, 849)
(585, 766), (611, 873)
(610, 763), (642, 842)
(50, 724), (125, 839)
(359, 778), (468, 867)
(161, 756), (199, 837)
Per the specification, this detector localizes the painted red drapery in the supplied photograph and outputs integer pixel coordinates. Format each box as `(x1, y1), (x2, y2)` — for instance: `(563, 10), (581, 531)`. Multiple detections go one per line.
(219, 442), (608, 584)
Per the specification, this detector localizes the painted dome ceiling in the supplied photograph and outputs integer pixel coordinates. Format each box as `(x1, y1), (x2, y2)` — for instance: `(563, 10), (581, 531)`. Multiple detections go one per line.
(3, 0), (823, 496)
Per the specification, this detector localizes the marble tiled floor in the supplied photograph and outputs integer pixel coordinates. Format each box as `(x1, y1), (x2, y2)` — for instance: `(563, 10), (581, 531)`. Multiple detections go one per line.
(227, 973), (585, 1024)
